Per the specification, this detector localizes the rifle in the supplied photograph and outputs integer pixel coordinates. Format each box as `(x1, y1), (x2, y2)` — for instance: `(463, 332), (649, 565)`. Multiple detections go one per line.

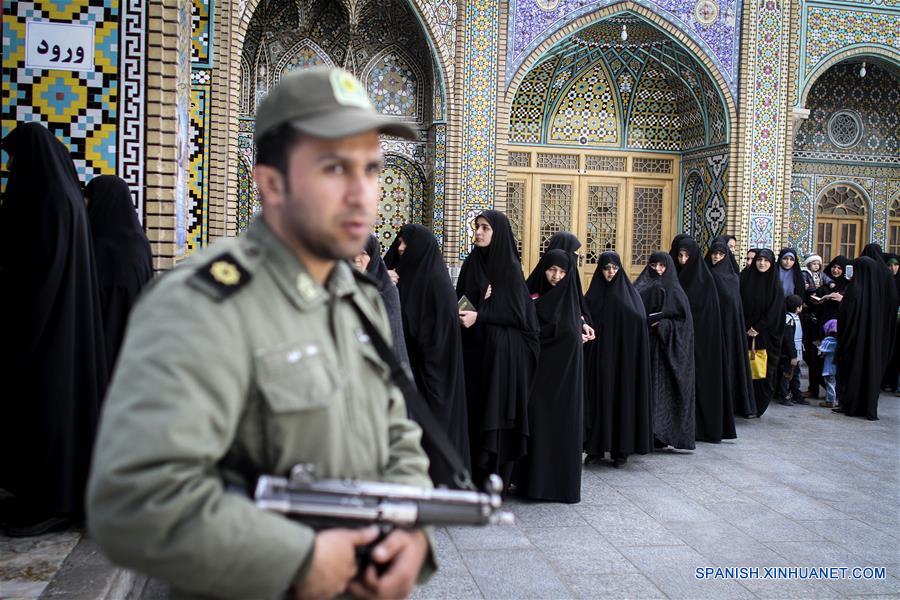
(254, 464), (514, 574)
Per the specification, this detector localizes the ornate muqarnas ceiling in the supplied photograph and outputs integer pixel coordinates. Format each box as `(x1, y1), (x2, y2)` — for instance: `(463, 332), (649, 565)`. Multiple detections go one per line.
(509, 15), (728, 152)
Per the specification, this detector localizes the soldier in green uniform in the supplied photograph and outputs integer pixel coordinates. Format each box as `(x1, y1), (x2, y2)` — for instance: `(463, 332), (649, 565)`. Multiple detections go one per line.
(87, 68), (433, 599)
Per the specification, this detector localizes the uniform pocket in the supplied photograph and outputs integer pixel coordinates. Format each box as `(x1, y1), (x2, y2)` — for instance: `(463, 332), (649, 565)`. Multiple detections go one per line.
(254, 341), (337, 412)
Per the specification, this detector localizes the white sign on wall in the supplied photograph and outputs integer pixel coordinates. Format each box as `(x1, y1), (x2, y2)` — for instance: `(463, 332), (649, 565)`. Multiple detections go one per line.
(25, 20), (95, 72)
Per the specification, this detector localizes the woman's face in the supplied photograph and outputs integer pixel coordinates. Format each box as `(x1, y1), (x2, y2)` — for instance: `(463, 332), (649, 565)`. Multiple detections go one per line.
(710, 250), (726, 265)
(890, 263), (899, 276)
(780, 254), (796, 270)
(755, 256), (771, 273)
(545, 265), (567, 286)
(808, 260), (821, 273)
(352, 250), (371, 272)
(745, 251), (757, 267)
(474, 217), (493, 247)
(601, 263), (619, 282)
(650, 261), (666, 276)
(831, 264), (844, 278)
(677, 249), (690, 265)
(396, 237), (407, 256)
(727, 238), (737, 253)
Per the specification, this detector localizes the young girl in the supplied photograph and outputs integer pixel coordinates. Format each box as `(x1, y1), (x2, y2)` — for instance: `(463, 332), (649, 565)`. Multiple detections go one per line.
(818, 319), (838, 408)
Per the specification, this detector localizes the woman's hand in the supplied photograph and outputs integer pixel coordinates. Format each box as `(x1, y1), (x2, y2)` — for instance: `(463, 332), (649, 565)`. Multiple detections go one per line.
(388, 269), (399, 285)
(581, 323), (595, 343)
(747, 327), (758, 337)
(459, 311), (478, 328)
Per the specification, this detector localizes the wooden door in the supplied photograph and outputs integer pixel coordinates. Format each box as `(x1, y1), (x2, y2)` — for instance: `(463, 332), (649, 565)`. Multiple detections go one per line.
(816, 217), (863, 264)
(526, 174), (579, 275)
(578, 177), (625, 285)
(626, 179), (673, 279)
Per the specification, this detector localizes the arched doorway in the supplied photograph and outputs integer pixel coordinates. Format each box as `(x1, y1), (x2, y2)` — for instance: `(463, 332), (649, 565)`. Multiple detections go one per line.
(505, 13), (731, 279)
(814, 183), (869, 264)
(236, 0), (445, 251)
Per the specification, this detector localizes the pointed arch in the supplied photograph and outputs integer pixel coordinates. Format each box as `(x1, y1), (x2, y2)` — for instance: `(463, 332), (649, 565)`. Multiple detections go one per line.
(361, 45), (426, 122)
(799, 46), (900, 108)
(273, 38), (335, 82)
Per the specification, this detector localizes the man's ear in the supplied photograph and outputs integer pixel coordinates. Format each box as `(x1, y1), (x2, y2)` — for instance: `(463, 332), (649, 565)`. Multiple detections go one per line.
(253, 164), (286, 205)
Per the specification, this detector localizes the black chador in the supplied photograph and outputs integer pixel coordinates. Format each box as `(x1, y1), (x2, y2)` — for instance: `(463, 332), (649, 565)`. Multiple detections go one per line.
(712, 234), (741, 275)
(519, 249), (584, 502)
(673, 237), (735, 442)
(706, 240), (756, 418)
(364, 234), (410, 369)
(456, 210), (539, 485)
(813, 256), (850, 329)
(392, 224), (470, 485)
(0, 123), (108, 523)
(740, 248), (785, 416)
(583, 252), (652, 465)
(837, 256), (891, 420)
(859, 243), (899, 379)
(530, 231), (593, 327)
(634, 252), (696, 450)
(85, 176), (153, 373)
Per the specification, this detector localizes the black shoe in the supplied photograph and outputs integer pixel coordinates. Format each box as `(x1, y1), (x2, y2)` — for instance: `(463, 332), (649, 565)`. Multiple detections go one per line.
(777, 398), (793, 406)
(612, 456), (627, 468)
(793, 397), (810, 405)
(831, 405), (844, 413)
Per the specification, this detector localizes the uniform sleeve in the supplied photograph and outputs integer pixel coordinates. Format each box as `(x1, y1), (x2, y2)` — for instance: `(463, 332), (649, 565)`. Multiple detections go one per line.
(86, 280), (314, 599)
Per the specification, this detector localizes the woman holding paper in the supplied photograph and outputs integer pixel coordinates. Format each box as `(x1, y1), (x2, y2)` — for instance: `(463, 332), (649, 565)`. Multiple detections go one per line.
(456, 211), (539, 488)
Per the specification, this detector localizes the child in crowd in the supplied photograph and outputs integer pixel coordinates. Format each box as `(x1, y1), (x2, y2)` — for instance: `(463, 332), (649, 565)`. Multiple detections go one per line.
(818, 319), (839, 408)
(778, 294), (806, 405)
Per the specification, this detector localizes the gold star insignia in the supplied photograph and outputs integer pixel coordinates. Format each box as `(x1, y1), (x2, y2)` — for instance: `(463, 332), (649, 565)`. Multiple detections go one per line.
(210, 260), (241, 286)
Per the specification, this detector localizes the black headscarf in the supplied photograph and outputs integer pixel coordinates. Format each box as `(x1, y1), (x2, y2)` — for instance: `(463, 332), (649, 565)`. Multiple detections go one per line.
(527, 231), (592, 325)
(519, 249), (584, 502)
(706, 240), (756, 417)
(837, 256), (889, 420)
(857, 242), (900, 379)
(634, 252), (695, 449)
(0, 123), (108, 516)
(455, 210), (538, 484)
(674, 236), (734, 441)
(582, 252), (652, 460)
(776, 247), (805, 299)
(84, 176), (153, 372)
(393, 224), (470, 486)
(712, 234), (740, 274)
(814, 255), (850, 330)
(363, 234), (409, 369)
(739, 248), (785, 416)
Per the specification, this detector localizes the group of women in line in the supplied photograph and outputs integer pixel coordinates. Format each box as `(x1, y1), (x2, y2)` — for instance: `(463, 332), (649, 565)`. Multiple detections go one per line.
(1, 123), (153, 527)
(371, 207), (898, 506)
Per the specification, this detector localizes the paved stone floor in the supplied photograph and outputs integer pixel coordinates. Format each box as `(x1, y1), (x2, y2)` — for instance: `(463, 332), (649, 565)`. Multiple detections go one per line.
(1, 395), (898, 599)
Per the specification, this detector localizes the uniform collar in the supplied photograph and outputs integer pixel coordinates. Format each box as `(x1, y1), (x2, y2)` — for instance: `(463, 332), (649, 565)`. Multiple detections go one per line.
(247, 218), (358, 310)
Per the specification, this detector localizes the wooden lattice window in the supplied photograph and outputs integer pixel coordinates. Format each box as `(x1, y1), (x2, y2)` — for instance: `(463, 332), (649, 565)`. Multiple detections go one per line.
(536, 153), (578, 170)
(632, 186), (663, 266)
(889, 198), (900, 255)
(817, 184), (867, 216)
(585, 155), (626, 172)
(539, 183), (572, 253)
(508, 151), (531, 168)
(585, 185), (618, 265)
(632, 157), (673, 174)
(507, 181), (526, 258)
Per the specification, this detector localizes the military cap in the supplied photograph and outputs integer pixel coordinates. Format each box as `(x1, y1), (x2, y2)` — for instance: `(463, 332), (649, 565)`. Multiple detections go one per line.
(254, 67), (417, 142)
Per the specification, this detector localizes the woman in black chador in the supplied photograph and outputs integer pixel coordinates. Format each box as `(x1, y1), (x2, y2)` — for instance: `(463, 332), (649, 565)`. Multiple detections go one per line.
(391, 224), (470, 486)
(357, 234), (410, 369)
(456, 210), (539, 486)
(706, 240), (756, 418)
(85, 176), (153, 373)
(0, 123), (108, 534)
(740, 249), (785, 416)
(517, 249), (585, 502)
(634, 252), (696, 450)
(583, 252), (652, 466)
(859, 243), (899, 385)
(672, 237), (735, 442)
(530, 231), (595, 337)
(811, 256), (850, 330)
(837, 256), (892, 420)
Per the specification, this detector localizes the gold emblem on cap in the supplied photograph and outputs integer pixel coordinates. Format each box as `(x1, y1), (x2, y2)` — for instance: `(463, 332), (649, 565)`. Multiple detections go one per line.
(330, 69), (372, 109)
(210, 260), (241, 286)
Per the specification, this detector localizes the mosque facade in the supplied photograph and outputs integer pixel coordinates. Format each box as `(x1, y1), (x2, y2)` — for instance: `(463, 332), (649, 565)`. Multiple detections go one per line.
(2, 0), (898, 275)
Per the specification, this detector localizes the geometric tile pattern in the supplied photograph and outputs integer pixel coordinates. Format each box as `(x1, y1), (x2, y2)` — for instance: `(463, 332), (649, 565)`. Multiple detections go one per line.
(276, 40), (332, 81)
(548, 61), (619, 145)
(236, 118), (258, 233)
(681, 146), (729, 249)
(627, 64), (680, 150)
(431, 122), (447, 249)
(2, 0), (120, 189)
(118, 0), (147, 218)
(191, 0), (212, 67)
(376, 155), (426, 250)
(188, 83), (211, 253)
(458, 0), (500, 258)
(509, 57), (556, 144)
(507, 0), (743, 98)
(794, 62), (899, 165)
(364, 49), (422, 121)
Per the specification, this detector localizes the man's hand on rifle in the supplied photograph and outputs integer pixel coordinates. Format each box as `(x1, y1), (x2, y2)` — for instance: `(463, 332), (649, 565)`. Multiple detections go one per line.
(347, 529), (429, 600)
(294, 526), (380, 600)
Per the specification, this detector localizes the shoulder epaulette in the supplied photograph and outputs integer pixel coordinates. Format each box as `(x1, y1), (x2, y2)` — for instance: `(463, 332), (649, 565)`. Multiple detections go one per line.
(189, 252), (253, 301)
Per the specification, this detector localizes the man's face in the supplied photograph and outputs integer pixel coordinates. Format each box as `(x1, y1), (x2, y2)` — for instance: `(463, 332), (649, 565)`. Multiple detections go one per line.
(601, 263), (619, 282)
(545, 265), (567, 286)
(474, 217), (493, 247)
(710, 250), (726, 265)
(781, 254), (796, 270)
(256, 130), (383, 261)
(677, 249), (690, 265)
